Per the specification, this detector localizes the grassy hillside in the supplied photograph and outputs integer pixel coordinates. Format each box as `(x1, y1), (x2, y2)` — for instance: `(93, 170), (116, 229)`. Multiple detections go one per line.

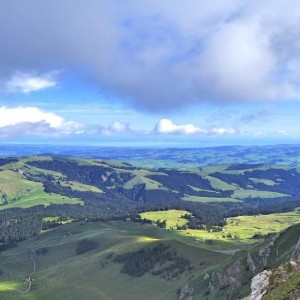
(141, 209), (300, 250)
(0, 220), (229, 300)
(193, 223), (300, 299)
(263, 260), (300, 299)
(0, 169), (82, 209)
(1, 156), (300, 211)
(2, 156), (300, 299)
(1, 212), (300, 300)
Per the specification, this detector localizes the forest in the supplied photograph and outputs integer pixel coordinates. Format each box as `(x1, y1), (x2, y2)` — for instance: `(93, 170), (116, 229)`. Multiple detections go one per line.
(2, 158), (300, 249)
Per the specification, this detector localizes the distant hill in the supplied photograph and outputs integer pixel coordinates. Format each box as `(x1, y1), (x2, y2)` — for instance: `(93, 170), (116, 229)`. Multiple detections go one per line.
(1, 156), (300, 299)
(1, 156), (300, 210)
(2, 144), (300, 168)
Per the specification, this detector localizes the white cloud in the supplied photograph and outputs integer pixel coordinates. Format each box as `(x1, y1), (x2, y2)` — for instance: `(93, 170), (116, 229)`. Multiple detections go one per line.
(98, 121), (133, 136)
(0, 106), (84, 137)
(0, 72), (58, 94)
(154, 119), (236, 135)
(155, 119), (204, 135)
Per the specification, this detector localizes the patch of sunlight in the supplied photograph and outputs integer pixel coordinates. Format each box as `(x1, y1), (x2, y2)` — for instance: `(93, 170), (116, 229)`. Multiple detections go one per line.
(0, 281), (19, 291)
(136, 236), (161, 243)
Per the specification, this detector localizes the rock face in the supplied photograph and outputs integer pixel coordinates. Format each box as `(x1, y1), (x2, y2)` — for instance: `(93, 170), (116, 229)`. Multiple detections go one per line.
(291, 237), (300, 260)
(243, 270), (272, 300)
(258, 240), (274, 267)
(179, 285), (194, 300)
(217, 260), (243, 289)
(247, 253), (256, 273)
(188, 224), (300, 299)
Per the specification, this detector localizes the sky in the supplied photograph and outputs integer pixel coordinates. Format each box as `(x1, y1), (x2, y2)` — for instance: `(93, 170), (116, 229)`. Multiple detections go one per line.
(1, 0), (300, 147)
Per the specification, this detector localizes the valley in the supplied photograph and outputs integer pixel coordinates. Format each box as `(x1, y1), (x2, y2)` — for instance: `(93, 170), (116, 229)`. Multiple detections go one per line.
(1, 155), (300, 299)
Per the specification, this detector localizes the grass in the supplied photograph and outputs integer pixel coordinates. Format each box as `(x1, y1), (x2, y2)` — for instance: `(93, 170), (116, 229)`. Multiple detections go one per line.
(0, 220), (229, 300)
(0, 187), (83, 209)
(139, 209), (300, 251)
(264, 266), (300, 300)
(205, 175), (237, 191)
(183, 195), (240, 203)
(60, 180), (103, 193)
(0, 169), (40, 202)
(123, 175), (164, 190)
(249, 178), (276, 186)
(43, 217), (73, 224)
(0, 169), (83, 209)
(232, 189), (288, 199)
(140, 209), (191, 229)
(0, 281), (20, 292)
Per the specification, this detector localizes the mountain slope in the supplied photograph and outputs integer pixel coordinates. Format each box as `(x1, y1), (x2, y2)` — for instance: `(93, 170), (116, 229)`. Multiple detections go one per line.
(191, 223), (300, 299)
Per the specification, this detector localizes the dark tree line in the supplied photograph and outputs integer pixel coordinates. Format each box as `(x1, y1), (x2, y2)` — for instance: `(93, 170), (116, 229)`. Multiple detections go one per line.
(113, 243), (191, 279)
(0, 207), (43, 249)
(3, 158), (300, 249)
(211, 168), (300, 197)
(147, 170), (232, 198)
(0, 158), (18, 167)
(28, 159), (134, 190)
(76, 239), (99, 254)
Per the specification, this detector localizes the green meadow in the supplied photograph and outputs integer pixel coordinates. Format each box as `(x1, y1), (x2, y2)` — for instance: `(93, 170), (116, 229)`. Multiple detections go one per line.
(141, 209), (300, 249)
(0, 220), (229, 300)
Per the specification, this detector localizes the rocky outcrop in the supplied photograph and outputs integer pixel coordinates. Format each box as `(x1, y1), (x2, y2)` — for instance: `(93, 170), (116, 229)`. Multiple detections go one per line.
(179, 285), (194, 300)
(186, 224), (300, 299)
(243, 270), (272, 300)
(291, 237), (300, 260)
(247, 253), (256, 273)
(217, 260), (243, 289)
(208, 259), (244, 295)
(258, 240), (275, 267)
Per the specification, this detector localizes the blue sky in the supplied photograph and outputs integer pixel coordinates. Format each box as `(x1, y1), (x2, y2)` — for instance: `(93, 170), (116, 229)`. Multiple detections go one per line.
(0, 0), (300, 146)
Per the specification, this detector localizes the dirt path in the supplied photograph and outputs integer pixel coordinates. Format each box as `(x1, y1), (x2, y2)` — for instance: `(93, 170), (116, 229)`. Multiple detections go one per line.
(20, 250), (36, 294)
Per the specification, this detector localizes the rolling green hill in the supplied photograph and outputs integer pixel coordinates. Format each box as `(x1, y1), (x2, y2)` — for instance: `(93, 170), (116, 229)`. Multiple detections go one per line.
(0, 220), (229, 300)
(1, 213), (300, 299)
(1, 156), (300, 210)
(1, 157), (300, 299)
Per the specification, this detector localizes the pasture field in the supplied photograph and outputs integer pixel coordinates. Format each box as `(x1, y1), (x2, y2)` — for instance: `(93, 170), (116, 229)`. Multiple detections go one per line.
(141, 209), (300, 250)
(0, 169), (83, 209)
(183, 195), (240, 203)
(123, 175), (164, 190)
(140, 209), (191, 229)
(204, 175), (237, 191)
(232, 188), (288, 199)
(0, 220), (229, 300)
(59, 180), (103, 193)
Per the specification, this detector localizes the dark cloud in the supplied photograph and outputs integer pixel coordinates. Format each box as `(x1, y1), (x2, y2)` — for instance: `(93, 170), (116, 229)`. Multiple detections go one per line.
(1, 0), (300, 110)
(0, 121), (60, 137)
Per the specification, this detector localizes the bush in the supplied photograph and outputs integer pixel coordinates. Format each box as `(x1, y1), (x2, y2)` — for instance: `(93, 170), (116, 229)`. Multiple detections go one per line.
(36, 247), (48, 255)
(76, 239), (99, 255)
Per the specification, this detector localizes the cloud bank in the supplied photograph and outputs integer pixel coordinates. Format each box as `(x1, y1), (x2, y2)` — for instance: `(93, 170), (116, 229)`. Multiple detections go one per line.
(1, 1), (300, 109)
(0, 107), (83, 137)
(0, 106), (237, 138)
(155, 119), (236, 135)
